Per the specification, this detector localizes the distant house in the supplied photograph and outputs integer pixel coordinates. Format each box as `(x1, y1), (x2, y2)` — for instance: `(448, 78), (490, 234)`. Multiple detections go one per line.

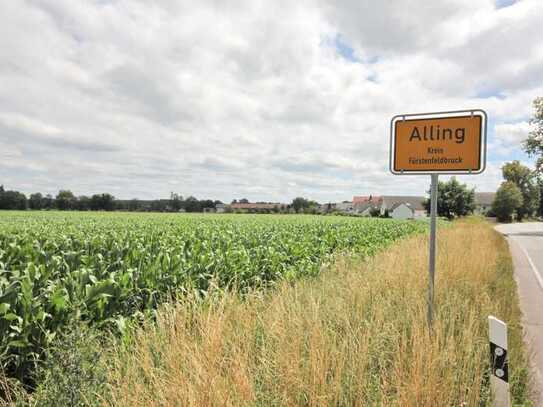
(390, 202), (416, 220)
(335, 201), (354, 213)
(216, 203), (226, 213)
(319, 203), (335, 213)
(380, 196), (426, 218)
(319, 201), (355, 214)
(356, 202), (379, 217)
(474, 192), (495, 216)
(353, 196), (382, 213)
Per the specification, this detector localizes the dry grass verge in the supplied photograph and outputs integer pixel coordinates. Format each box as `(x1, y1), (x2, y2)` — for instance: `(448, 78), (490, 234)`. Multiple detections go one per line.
(106, 220), (530, 406)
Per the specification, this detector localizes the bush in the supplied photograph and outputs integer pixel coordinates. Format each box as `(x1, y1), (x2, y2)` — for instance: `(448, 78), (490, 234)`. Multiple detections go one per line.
(423, 177), (475, 219)
(493, 181), (523, 222)
(30, 322), (108, 406)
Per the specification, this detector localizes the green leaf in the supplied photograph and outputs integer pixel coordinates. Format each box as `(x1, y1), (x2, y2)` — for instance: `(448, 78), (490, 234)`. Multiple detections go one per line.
(0, 303), (10, 314)
(51, 289), (68, 312)
(8, 340), (28, 348)
(4, 313), (20, 322)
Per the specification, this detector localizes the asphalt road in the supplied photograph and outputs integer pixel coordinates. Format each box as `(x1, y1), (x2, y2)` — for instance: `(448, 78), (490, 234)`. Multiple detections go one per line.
(495, 222), (543, 402)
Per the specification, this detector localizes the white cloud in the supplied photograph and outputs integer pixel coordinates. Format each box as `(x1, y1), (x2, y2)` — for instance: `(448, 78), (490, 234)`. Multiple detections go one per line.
(0, 0), (542, 202)
(0, 113), (62, 136)
(0, 141), (22, 160)
(490, 121), (533, 156)
(495, 121), (532, 144)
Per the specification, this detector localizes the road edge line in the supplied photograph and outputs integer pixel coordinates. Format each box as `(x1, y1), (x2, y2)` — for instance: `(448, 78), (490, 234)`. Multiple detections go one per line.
(515, 240), (543, 291)
(501, 234), (543, 404)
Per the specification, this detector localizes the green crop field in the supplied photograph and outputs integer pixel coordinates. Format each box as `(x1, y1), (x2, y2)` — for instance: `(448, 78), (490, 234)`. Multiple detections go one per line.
(0, 211), (426, 386)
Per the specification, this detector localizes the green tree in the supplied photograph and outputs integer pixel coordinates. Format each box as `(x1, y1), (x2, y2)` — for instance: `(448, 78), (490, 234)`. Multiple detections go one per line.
(291, 197), (309, 213)
(56, 190), (76, 210)
(42, 194), (54, 210)
(90, 194), (101, 211)
(493, 181), (523, 222)
(0, 188), (27, 210)
(423, 177), (475, 219)
(200, 199), (215, 211)
(290, 197), (319, 213)
(101, 194), (115, 211)
(184, 196), (200, 212)
(90, 194), (115, 211)
(29, 193), (44, 210)
(502, 161), (540, 220)
(150, 200), (168, 212)
(77, 196), (91, 211)
(523, 97), (543, 171)
(537, 179), (543, 217)
(128, 199), (141, 211)
(170, 193), (183, 212)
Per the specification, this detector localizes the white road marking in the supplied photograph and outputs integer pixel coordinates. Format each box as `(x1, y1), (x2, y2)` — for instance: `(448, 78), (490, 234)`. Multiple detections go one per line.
(515, 238), (543, 291)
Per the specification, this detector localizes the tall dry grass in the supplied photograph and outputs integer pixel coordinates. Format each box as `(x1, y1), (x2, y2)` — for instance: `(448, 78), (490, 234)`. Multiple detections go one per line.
(105, 220), (530, 406)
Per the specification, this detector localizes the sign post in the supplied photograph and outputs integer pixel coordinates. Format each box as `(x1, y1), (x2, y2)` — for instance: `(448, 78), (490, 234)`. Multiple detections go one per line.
(428, 173), (438, 327)
(389, 110), (487, 328)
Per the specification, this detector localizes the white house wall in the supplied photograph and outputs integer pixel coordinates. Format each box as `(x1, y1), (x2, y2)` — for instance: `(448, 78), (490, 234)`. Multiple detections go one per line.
(391, 205), (414, 220)
(414, 210), (427, 218)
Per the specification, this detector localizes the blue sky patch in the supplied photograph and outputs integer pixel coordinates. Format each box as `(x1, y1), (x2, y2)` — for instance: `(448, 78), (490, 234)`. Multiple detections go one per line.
(334, 35), (358, 62)
(475, 88), (506, 100)
(495, 0), (516, 9)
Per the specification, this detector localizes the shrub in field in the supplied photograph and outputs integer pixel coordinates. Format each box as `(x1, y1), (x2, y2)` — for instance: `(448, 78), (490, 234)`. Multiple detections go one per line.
(31, 322), (108, 407)
(0, 212), (426, 386)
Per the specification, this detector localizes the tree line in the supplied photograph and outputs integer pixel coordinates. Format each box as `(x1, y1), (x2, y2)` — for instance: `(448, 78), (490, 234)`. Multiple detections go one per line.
(423, 160), (543, 222)
(0, 187), (323, 214)
(0, 188), (222, 213)
(493, 97), (543, 222)
(0, 188), (118, 211)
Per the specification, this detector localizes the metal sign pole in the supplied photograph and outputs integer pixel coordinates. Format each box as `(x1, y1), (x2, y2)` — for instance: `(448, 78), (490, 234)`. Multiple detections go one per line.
(428, 173), (438, 328)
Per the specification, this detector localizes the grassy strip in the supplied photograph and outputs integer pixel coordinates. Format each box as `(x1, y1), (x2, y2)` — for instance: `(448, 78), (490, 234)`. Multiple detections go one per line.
(31, 219), (532, 405)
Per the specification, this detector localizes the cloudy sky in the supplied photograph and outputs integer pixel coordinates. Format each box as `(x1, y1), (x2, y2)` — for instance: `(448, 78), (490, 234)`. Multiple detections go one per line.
(1, 0), (542, 203)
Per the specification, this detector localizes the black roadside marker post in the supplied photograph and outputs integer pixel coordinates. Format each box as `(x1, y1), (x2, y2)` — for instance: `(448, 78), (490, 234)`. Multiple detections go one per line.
(390, 110), (487, 329)
(489, 316), (510, 406)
